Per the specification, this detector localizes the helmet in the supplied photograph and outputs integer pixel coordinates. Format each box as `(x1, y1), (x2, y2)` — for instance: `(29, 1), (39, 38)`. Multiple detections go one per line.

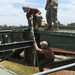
(22, 5), (30, 12)
(22, 5), (29, 10)
(40, 41), (48, 48)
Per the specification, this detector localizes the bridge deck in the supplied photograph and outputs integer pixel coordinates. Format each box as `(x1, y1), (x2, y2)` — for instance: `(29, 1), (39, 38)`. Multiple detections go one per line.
(50, 70), (75, 75)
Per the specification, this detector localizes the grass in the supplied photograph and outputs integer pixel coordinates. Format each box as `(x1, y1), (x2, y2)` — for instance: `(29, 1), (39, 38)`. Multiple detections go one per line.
(0, 60), (39, 75)
(0, 60), (75, 75)
(0, 60), (55, 75)
(0, 52), (55, 75)
(0, 59), (74, 75)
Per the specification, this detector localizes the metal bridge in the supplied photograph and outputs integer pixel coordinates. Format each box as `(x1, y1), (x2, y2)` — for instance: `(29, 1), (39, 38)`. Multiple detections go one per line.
(33, 62), (75, 75)
(32, 57), (75, 75)
(0, 29), (75, 75)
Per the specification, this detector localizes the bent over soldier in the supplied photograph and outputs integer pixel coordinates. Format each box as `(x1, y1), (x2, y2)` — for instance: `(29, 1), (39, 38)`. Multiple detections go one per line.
(45, 0), (59, 30)
(22, 6), (42, 29)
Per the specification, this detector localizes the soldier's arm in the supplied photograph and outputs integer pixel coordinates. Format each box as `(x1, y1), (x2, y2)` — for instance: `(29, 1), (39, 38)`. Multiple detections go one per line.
(45, 0), (49, 10)
(35, 9), (41, 16)
(34, 42), (43, 54)
(26, 13), (31, 19)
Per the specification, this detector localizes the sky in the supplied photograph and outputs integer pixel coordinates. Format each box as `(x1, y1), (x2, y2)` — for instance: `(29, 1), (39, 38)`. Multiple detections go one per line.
(0, 0), (75, 26)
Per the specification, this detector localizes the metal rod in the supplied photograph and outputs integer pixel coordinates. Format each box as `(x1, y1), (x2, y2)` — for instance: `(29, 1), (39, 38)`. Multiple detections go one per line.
(32, 63), (75, 75)
(0, 40), (33, 52)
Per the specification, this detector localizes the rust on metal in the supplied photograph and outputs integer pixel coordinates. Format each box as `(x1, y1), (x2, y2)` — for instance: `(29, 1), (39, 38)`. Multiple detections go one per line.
(51, 47), (75, 55)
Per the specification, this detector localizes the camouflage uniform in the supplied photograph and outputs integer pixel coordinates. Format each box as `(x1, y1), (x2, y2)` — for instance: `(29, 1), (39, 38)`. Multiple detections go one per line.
(45, 0), (59, 29)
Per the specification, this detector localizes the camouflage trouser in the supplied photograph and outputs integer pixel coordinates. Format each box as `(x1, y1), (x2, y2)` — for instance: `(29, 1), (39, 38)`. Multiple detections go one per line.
(46, 5), (59, 28)
(27, 15), (42, 29)
(38, 59), (54, 72)
(33, 16), (42, 28)
(27, 18), (33, 40)
(28, 17), (41, 42)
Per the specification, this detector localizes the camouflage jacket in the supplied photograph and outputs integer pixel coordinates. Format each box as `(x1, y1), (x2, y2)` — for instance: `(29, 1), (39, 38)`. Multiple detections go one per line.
(46, 0), (58, 9)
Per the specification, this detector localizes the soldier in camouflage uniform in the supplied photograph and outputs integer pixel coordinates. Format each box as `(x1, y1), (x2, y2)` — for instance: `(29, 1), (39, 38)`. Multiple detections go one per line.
(22, 6), (42, 29)
(45, 0), (59, 30)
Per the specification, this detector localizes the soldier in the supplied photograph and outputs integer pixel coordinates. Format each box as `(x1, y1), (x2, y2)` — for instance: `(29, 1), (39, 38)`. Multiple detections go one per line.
(34, 41), (55, 72)
(22, 6), (42, 29)
(45, 0), (59, 30)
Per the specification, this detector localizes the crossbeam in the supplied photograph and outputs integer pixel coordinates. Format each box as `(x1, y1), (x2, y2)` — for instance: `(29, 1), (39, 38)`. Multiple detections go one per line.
(33, 63), (75, 75)
(0, 30), (11, 35)
(44, 58), (75, 71)
(0, 40), (33, 52)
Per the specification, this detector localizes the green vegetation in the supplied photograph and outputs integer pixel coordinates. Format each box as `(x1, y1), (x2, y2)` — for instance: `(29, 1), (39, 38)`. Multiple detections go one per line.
(67, 23), (75, 27)
(0, 61), (39, 75)
(0, 60), (55, 75)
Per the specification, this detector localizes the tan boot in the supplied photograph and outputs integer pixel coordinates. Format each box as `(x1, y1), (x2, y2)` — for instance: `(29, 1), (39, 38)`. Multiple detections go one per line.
(53, 26), (59, 31)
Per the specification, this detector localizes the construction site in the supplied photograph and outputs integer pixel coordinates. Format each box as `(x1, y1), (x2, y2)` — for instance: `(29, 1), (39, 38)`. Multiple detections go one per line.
(0, 0), (75, 75)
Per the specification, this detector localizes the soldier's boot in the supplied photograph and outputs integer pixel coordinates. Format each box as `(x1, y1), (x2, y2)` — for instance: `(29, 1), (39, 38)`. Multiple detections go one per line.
(53, 26), (59, 31)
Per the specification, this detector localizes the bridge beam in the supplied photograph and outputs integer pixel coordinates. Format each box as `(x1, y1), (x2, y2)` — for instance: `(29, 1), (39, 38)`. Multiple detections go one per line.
(0, 40), (33, 52)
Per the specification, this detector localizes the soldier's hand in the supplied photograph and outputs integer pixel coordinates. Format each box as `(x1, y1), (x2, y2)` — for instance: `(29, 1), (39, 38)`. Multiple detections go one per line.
(29, 17), (33, 20)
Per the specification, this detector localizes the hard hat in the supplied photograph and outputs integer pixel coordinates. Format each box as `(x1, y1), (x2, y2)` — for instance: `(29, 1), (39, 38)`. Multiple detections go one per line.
(22, 5), (29, 10)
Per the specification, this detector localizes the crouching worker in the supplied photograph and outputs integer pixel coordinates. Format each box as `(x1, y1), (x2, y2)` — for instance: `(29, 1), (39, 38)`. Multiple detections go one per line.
(34, 41), (55, 72)
(22, 6), (42, 29)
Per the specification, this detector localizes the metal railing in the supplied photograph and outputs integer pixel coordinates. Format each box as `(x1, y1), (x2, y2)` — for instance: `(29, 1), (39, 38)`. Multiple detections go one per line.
(33, 63), (75, 75)
(0, 40), (33, 52)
